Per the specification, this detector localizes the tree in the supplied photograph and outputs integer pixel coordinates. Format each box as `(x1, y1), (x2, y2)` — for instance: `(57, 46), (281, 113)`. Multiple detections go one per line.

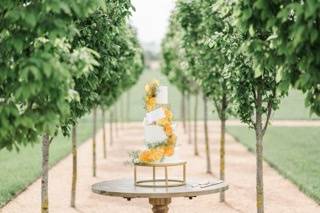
(182, 91), (187, 133)
(239, 0), (320, 116)
(97, 24), (144, 146)
(1, 36), (99, 213)
(109, 109), (114, 146)
(70, 125), (77, 207)
(161, 10), (200, 150)
(203, 95), (212, 174)
(67, 2), (130, 205)
(0, 0), (143, 211)
(70, 2), (143, 204)
(175, 0), (236, 179)
(101, 107), (107, 158)
(174, 0), (217, 174)
(165, 1), (288, 206)
(0, 0), (103, 149)
(233, 1), (320, 211)
(193, 93), (199, 156)
(37, 42), (99, 213)
(73, 0), (140, 178)
(193, 0), (237, 201)
(186, 91), (192, 144)
(233, 0), (288, 212)
(63, 47), (99, 207)
(0, 2), (103, 213)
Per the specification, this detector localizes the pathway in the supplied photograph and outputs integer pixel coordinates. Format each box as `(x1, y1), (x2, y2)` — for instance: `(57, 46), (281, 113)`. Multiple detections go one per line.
(1, 122), (319, 213)
(220, 120), (320, 127)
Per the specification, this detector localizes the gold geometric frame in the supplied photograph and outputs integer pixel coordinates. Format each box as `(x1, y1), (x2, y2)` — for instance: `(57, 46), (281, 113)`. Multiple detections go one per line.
(134, 161), (187, 187)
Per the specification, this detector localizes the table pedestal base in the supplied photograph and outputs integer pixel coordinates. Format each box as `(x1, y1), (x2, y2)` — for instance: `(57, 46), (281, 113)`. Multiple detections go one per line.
(149, 198), (171, 213)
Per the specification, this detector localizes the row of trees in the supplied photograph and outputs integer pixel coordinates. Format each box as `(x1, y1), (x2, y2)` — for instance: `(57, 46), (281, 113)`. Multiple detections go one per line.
(0, 0), (144, 212)
(161, 0), (319, 212)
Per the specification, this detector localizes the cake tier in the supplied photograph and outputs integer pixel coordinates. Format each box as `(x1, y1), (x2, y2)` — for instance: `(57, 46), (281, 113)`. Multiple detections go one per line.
(145, 107), (165, 124)
(156, 86), (168, 105)
(144, 124), (167, 144)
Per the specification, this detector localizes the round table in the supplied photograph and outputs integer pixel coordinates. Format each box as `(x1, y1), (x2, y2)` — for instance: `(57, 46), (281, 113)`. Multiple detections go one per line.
(92, 178), (228, 213)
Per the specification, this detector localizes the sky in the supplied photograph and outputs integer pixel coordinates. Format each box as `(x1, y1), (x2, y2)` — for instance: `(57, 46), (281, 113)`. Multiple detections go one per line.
(130, 0), (175, 46)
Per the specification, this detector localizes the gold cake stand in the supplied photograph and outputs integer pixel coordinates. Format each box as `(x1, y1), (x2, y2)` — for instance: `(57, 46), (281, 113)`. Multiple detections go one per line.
(134, 160), (187, 187)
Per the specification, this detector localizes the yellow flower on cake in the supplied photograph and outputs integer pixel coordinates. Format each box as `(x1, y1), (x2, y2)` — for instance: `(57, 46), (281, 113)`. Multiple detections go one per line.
(144, 84), (150, 94)
(163, 107), (173, 120)
(157, 117), (169, 126)
(164, 124), (173, 136)
(139, 150), (153, 163)
(153, 147), (165, 161)
(167, 134), (177, 146)
(145, 97), (156, 111)
(151, 79), (160, 87)
(163, 146), (174, 157)
(133, 80), (178, 164)
(145, 80), (159, 97)
(138, 147), (165, 163)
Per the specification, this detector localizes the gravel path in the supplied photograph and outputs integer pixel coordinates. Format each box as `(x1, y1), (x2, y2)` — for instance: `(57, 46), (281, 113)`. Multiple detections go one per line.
(220, 120), (320, 127)
(1, 122), (319, 213)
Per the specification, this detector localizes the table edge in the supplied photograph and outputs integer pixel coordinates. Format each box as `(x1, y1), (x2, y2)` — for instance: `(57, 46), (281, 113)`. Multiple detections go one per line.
(92, 182), (228, 199)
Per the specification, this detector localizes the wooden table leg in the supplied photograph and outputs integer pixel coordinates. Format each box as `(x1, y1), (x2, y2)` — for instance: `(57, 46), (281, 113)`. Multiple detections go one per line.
(149, 198), (171, 213)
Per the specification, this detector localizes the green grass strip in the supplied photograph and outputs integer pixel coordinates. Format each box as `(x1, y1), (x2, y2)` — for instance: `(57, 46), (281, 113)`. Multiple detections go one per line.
(0, 114), (102, 207)
(228, 126), (320, 204)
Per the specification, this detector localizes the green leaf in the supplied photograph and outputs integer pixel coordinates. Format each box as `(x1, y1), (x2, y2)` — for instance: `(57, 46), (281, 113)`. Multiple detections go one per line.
(310, 29), (318, 43)
(242, 8), (253, 21)
(254, 65), (263, 78)
(276, 66), (283, 83)
(249, 25), (255, 36)
(25, 12), (37, 27)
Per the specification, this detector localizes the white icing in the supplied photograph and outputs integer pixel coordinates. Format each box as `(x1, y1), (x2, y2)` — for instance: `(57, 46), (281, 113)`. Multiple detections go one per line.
(156, 86), (168, 104)
(144, 124), (167, 144)
(145, 108), (165, 124)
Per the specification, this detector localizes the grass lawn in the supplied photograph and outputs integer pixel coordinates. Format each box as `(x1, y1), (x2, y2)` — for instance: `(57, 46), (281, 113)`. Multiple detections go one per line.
(227, 126), (320, 204)
(0, 113), (102, 207)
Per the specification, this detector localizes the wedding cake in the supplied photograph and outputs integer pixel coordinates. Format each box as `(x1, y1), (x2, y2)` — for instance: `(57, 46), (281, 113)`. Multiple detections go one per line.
(144, 86), (168, 144)
(131, 80), (177, 164)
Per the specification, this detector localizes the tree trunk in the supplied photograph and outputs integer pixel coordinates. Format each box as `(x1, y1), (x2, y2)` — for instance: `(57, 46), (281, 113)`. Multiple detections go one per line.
(110, 110), (113, 146)
(203, 95), (212, 174)
(126, 91), (130, 123)
(181, 91), (186, 133)
(70, 125), (77, 207)
(114, 107), (119, 136)
(102, 108), (107, 159)
(41, 133), (50, 213)
(219, 93), (227, 202)
(220, 118), (226, 202)
(92, 107), (97, 177)
(256, 130), (264, 213)
(187, 92), (192, 144)
(194, 93), (199, 156)
(121, 97), (124, 129)
(255, 87), (264, 213)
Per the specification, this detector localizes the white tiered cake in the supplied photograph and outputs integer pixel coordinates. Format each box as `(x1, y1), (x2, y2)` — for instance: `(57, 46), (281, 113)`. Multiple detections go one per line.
(131, 80), (178, 164)
(131, 81), (186, 187)
(143, 86), (169, 145)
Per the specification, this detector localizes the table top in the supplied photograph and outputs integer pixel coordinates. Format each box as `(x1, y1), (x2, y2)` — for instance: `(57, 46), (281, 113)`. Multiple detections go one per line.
(134, 160), (187, 167)
(92, 178), (228, 199)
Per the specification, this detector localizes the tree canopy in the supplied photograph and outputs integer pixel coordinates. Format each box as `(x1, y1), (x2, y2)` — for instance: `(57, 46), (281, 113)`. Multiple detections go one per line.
(0, 0), (144, 149)
(235, 0), (320, 116)
(0, 0), (104, 150)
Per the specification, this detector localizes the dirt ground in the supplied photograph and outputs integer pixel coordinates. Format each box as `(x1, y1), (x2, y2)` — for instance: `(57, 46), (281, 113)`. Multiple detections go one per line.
(1, 121), (319, 213)
(221, 120), (320, 127)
